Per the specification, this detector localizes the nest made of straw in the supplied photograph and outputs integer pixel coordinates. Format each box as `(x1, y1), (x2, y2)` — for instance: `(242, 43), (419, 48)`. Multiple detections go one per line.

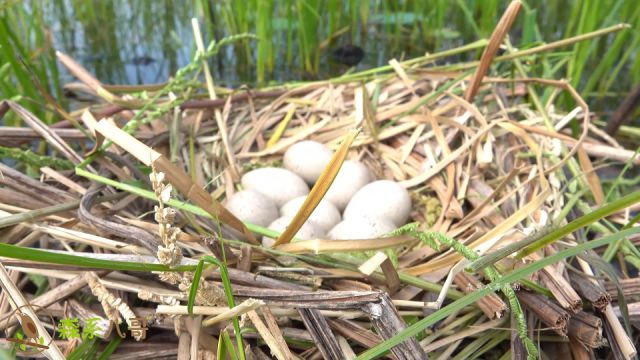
(1, 13), (637, 360)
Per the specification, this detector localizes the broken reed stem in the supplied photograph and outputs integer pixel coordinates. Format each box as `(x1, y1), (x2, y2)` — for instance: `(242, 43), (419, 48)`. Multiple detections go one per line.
(361, 293), (427, 360)
(0, 273), (95, 331)
(380, 256), (401, 294)
(328, 319), (385, 351)
(602, 305), (636, 359)
(568, 311), (603, 348)
(0, 192), (122, 229)
(516, 291), (570, 336)
(569, 272), (611, 310)
(603, 277), (639, 301)
(602, 309), (628, 360)
(201, 298), (263, 327)
(539, 270), (582, 314)
(528, 251), (583, 314)
(453, 272), (507, 320)
(577, 257), (636, 359)
(259, 306), (293, 359)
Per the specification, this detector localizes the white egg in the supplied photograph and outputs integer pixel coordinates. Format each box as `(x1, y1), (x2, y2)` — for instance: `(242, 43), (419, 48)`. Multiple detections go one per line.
(224, 189), (278, 227)
(327, 216), (397, 240)
(324, 160), (372, 211)
(343, 180), (411, 226)
(283, 140), (333, 184)
(280, 195), (341, 233)
(241, 167), (309, 207)
(262, 216), (324, 247)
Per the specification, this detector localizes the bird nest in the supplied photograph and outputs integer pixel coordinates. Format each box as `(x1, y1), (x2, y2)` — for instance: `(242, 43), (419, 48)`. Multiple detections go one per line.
(0, 13), (637, 360)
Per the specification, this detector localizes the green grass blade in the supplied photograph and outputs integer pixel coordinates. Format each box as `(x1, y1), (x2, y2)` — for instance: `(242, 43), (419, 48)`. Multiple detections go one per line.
(0, 242), (195, 272)
(67, 337), (98, 360)
(97, 336), (122, 360)
(202, 255), (245, 360)
(218, 330), (240, 360)
(187, 258), (205, 314)
(518, 189), (640, 257)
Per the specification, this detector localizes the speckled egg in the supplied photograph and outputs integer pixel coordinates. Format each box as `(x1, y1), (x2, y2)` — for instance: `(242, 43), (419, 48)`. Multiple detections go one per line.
(283, 140), (333, 184)
(225, 189), (279, 227)
(280, 195), (341, 233)
(241, 167), (309, 207)
(324, 160), (372, 211)
(262, 216), (325, 247)
(327, 216), (397, 240)
(343, 180), (411, 226)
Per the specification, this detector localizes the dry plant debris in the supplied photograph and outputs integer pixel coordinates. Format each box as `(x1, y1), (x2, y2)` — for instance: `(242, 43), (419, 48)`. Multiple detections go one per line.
(0, 4), (639, 360)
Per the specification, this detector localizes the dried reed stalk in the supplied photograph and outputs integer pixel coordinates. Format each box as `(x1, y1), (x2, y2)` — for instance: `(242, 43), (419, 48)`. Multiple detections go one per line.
(91, 117), (257, 244)
(603, 277), (640, 301)
(361, 293), (427, 360)
(191, 19), (239, 180)
(538, 267), (582, 313)
(453, 272), (507, 320)
(246, 308), (293, 360)
(328, 319), (385, 351)
(464, 0), (522, 102)
(298, 308), (344, 360)
(577, 258), (636, 359)
(570, 272), (611, 310)
(0, 263), (65, 359)
(516, 290), (570, 336)
(568, 311), (603, 348)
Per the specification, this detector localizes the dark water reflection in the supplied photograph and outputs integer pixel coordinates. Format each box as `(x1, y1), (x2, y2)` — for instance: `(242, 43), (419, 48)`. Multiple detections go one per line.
(45, 0), (194, 85)
(32, 0), (636, 119)
(42, 0), (467, 87)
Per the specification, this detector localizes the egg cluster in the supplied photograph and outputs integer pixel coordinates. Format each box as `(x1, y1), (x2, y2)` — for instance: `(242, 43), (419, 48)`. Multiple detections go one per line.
(225, 140), (411, 246)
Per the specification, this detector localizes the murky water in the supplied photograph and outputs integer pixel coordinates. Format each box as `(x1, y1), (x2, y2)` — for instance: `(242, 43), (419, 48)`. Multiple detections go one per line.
(42, 0), (477, 87)
(27, 0), (635, 119)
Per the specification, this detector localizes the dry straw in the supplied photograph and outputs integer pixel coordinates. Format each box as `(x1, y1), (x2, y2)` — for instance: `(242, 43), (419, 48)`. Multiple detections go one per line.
(0, 4), (637, 358)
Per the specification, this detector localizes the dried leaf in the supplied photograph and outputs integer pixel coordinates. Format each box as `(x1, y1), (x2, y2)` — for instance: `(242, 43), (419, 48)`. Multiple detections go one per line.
(274, 128), (360, 246)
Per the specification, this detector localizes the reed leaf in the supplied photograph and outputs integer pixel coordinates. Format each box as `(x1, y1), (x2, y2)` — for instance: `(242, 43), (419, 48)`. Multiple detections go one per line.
(274, 128), (360, 246)
(0, 243), (194, 272)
